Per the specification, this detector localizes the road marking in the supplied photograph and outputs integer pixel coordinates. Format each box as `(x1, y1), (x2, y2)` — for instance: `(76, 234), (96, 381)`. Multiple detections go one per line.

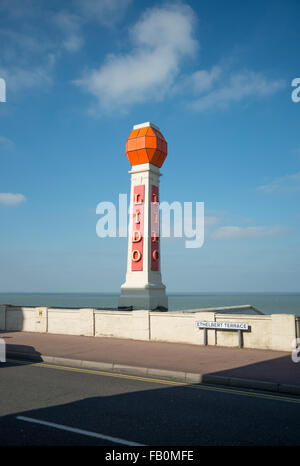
(8, 358), (300, 405)
(189, 383), (300, 404)
(16, 416), (145, 446)
(8, 359), (185, 386)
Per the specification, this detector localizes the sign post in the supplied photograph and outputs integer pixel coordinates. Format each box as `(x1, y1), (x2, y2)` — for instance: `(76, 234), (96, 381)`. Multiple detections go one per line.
(196, 321), (249, 348)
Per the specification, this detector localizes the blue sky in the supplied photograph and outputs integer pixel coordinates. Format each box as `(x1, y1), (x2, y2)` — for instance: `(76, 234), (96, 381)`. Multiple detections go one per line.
(0, 0), (300, 293)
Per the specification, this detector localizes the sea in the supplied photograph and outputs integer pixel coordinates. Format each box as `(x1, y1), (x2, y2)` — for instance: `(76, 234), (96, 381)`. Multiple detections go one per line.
(0, 293), (300, 316)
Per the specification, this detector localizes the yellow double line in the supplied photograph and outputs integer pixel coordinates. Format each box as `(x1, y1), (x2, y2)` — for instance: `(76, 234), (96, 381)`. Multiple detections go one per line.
(9, 359), (186, 386)
(8, 358), (300, 405)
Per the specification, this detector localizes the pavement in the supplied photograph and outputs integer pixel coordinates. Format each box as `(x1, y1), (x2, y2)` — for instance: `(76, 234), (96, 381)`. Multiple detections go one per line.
(1, 330), (300, 395)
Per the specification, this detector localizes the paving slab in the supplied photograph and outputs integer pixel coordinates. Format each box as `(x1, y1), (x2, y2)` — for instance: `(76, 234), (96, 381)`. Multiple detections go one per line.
(1, 331), (299, 391)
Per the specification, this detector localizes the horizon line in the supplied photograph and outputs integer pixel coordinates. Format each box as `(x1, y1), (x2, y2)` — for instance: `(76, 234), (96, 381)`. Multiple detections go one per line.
(0, 291), (300, 295)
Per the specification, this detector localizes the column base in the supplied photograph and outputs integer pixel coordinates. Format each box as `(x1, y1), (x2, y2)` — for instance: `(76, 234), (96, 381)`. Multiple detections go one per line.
(118, 285), (168, 311)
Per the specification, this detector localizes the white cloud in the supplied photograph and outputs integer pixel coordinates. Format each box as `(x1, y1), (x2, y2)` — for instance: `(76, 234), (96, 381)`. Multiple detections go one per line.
(52, 1), (133, 53)
(0, 193), (26, 205)
(0, 1), (285, 114)
(75, 0), (133, 26)
(0, 6), (83, 95)
(211, 225), (285, 240)
(0, 6), (57, 94)
(189, 66), (221, 94)
(0, 28), (48, 60)
(75, 4), (197, 110)
(0, 56), (55, 93)
(0, 1), (135, 100)
(189, 70), (284, 112)
(258, 172), (300, 193)
(54, 11), (83, 53)
(205, 215), (221, 226)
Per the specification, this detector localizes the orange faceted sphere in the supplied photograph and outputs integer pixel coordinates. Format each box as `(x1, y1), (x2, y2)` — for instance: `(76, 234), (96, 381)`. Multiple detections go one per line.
(126, 123), (167, 168)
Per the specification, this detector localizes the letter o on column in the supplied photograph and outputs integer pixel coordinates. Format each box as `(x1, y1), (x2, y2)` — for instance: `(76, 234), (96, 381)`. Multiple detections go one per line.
(152, 250), (159, 261)
(132, 250), (141, 262)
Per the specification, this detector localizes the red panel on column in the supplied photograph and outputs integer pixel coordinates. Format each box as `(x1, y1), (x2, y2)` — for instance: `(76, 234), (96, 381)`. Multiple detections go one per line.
(151, 185), (160, 271)
(131, 185), (144, 271)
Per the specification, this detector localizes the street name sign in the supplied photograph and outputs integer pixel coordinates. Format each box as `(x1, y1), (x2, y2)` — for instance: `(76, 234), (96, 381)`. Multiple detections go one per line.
(196, 321), (249, 331)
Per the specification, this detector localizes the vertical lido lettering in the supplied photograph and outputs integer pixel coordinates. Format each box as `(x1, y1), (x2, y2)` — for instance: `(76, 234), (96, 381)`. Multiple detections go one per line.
(151, 185), (160, 271)
(131, 185), (144, 271)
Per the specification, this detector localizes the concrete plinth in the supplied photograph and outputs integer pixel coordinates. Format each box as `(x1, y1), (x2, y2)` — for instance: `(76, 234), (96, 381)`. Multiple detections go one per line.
(119, 285), (168, 310)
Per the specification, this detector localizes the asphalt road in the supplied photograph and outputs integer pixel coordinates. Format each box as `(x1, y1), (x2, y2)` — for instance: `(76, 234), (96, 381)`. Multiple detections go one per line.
(1, 359), (300, 446)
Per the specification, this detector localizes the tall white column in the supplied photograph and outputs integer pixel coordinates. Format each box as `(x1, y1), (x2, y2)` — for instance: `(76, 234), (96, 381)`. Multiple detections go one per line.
(119, 162), (168, 310)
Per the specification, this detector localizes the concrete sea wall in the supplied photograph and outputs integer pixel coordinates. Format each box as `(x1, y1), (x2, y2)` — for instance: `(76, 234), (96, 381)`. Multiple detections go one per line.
(0, 304), (299, 352)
